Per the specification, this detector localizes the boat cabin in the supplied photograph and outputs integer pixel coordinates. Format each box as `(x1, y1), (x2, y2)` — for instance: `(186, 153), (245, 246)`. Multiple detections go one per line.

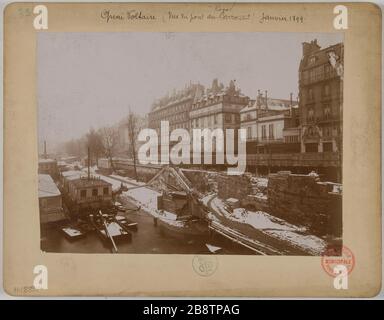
(67, 176), (113, 214)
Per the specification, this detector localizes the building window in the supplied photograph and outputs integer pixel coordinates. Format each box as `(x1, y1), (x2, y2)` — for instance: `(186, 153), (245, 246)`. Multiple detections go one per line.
(305, 143), (318, 153)
(324, 65), (331, 77)
(308, 108), (315, 122)
(324, 84), (330, 97)
(247, 127), (252, 139)
(308, 88), (314, 101)
(323, 142), (333, 152)
(261, 125), (267, 139)
(214, 114), (218, 124)
(80, 190), (86, 198)
(225, 114), (232, 123)
(92, 189), (98, 196)
(323, 126), (331, 137)
(324, 105), (331, 119)
(103, 187), (109, 195)
(309, 70), (315, 82)
(268, 124), (274, 139)
(308, 126), (315, 136)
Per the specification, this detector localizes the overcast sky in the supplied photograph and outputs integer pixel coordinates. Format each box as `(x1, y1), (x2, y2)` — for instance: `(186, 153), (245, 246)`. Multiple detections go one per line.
(37, 32), (343, 148)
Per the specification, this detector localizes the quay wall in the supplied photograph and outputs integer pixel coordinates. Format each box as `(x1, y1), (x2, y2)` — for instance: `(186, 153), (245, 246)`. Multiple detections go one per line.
(113, 160), (161, 182)
(267, 171), (342, 237)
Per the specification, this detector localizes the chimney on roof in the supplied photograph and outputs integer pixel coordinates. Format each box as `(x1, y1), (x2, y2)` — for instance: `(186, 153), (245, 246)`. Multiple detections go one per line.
(302, 39), (321, 56)
(290, 92), (293, 107)
(265, 90), (268, 110)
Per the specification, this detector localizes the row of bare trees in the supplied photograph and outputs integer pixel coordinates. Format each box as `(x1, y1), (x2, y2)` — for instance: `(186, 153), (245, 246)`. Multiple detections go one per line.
(63, 110), (139, 180)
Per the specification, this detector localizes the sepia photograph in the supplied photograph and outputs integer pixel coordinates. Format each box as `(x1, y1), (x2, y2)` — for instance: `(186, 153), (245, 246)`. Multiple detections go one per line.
(37, 31), (344, 256)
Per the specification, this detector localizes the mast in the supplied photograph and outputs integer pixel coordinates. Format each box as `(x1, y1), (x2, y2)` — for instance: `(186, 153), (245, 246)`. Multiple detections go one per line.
(88, 146), (90, 180)
(44, 140), (47, 159)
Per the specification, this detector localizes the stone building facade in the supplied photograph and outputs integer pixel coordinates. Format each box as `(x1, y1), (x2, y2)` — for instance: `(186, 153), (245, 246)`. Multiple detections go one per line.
(190, 80), (248, 133)
(148, 82), (205, 135)
(189, 80), (249, 162)
(299, 39), (343, 153)
(240, 91), (299, 155)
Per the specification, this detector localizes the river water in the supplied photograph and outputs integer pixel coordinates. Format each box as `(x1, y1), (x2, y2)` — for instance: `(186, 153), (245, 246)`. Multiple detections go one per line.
(41, 206), (254, 255)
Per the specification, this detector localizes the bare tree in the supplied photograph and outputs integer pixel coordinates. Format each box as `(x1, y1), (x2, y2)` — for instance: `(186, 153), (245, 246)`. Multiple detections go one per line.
(127, 110), (139, 181)
(65, 138), (86, 158)
(99, 126), (119, 171)
(86, 127), (104, 166)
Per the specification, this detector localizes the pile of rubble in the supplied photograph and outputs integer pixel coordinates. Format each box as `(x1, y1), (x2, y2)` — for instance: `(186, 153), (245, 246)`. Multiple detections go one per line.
(182, 169), (218, 194)
(216, 173), (269, 212)
(217, 174), (253, 200)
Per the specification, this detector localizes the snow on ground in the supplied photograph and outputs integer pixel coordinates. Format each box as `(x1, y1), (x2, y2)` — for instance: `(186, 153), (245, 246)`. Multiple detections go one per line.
(120, 187), (185, 228)
(231, 208), (305, 232)
(124, 187), (160, 210)
(79, 168), (130, 192)
(96, 174), (124, 192)
(81, 166), (98, 174)
(266, 229), (326, 255)
(201, 193), (216, 207)
(206, 211), (220, 222)
(210, 197), (326, 255)
(80, 167), (145, 191)
(250, 177), (268, 188)
(110, 175), (146, 187)
(158, 211), (185, 227)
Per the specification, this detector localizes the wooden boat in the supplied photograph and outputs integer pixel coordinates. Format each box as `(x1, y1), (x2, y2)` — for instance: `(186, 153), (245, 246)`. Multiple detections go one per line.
(114, 201), (125, 212)
(100, 221), (131, 242)
(115, 215), (138, 232)
(157, 214), (209, 238)
(90, 212), (131, 245)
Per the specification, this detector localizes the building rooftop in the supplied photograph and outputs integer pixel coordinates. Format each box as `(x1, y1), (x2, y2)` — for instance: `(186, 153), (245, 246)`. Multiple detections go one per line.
(150, 83), (204, 112)
(241, 99), (298, 113)
(62, 170), (84, 180)
(69, 177), (112, 189)
(300, 41), (343, 71)
(38, 174), (61, 198)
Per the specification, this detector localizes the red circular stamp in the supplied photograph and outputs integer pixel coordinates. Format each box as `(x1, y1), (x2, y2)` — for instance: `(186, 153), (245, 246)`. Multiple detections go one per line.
(321, 245), (355, 277)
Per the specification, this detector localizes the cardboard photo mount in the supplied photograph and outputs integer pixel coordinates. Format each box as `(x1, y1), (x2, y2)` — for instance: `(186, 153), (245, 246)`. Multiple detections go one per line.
(3, 2), (382, 297)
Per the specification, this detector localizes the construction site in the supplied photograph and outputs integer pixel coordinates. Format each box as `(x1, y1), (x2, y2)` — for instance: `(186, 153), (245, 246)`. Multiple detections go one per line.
(41, 154), (342, 256)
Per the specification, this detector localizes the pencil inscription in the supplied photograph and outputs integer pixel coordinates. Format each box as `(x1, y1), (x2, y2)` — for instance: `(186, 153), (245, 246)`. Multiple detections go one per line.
(100, 9), (156, 23)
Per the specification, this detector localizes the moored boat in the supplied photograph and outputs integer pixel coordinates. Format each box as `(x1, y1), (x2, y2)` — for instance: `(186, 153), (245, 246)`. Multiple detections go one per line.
(115, 215), (138, 232)
(61, 226), (86, 240)
(90, 212), (132, 244)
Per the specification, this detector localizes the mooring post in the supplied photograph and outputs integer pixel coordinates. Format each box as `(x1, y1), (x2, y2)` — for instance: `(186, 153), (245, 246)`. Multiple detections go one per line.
(154, 217), (158, 227)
